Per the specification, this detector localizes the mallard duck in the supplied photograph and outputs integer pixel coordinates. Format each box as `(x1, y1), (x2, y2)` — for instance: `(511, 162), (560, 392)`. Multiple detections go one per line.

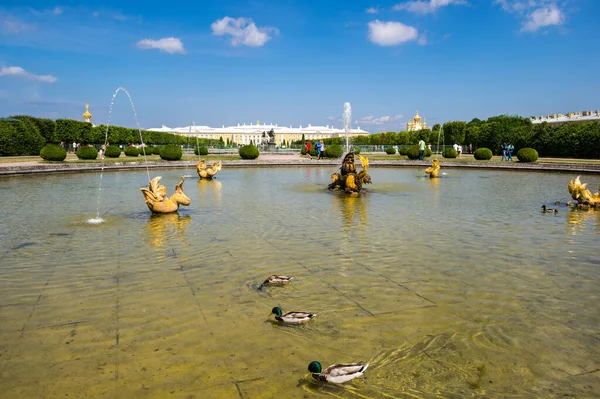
(140, 176), (191, 213)
(257, 275), (293, 291)
(271, 307), (315, 325)
(541, 205), (558, 214)
(308, 361), (368, 384)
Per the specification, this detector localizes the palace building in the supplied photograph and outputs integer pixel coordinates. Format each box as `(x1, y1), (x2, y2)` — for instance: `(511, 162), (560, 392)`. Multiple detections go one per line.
(530, 110), (600, 125)
(406, 110), (426, 131)
(148, 121), (370, 146)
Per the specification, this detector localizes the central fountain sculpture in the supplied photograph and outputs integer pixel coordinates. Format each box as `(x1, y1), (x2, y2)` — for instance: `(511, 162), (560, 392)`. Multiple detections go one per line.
(425, 159), (441, 178)
(140, 176), (191, 213)
(568, 175), (600, 208)
(196, 160), (222, 179)
(328, 152), (371, 193)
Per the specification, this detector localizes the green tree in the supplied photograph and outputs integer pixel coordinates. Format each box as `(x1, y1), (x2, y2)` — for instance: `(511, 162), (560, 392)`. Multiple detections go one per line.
(443, 121), (467, 145)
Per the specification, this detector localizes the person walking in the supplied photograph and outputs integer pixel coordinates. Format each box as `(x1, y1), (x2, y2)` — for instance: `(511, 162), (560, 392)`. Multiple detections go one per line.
(418, 138), (426, 160)
(507, 143), (514, 161)
(501, 143), (507, 161)
(305, 141), (312, 159)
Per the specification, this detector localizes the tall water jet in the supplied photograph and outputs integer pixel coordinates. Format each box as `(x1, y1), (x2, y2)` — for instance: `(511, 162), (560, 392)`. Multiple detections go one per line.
(88, 87), (150, 224)
(343, 102), (352, 154)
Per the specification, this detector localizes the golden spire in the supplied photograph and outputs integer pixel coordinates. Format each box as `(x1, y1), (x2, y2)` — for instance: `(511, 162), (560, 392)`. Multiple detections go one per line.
(414, 109), (421, 121)
(83, 104), (92, 122)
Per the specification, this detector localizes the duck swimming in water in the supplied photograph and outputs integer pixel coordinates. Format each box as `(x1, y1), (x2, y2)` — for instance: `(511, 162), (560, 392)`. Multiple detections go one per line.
(308, 361), (369, 384)
(257, 275), (293, 291)
(271, 307), (315, 325)
(541, 205), (558, 214)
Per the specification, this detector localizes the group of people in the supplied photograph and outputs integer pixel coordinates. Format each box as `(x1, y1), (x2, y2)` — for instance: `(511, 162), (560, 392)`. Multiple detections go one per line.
(501, 143), (514, 161)
(306, 140), (326, 160)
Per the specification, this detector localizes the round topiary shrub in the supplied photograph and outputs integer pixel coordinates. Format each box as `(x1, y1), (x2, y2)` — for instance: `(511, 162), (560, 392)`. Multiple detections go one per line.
(194, 146), (208, 155)
(105, 145), (122, 158)
(425, 148), (432, 157)
(474, 147), (493, 160)
(309, 148), (318, 157)
(239, 144), (259, 159)
(40, 144), (67, 161)
(300, 146), (307, 155)
(152, 146), (161, 155)
(324, 144), (344, 158)
(517, 148), (538, 163)
(386, 147), (396, 155)
(406, 146), (420, 160)
(160, 144), (183, 160)
(138, 147), (150, 156)
(350, 146), (361, 155)
(124, 146), (139, 157)
(76, 146), (98, 160)
(399, 146), (410, 156)
(443, 147), (458, 158)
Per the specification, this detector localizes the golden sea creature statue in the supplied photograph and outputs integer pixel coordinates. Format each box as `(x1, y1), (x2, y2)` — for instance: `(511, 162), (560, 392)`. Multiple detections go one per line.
(568, 175), (600, 208)
(140, 176), (191, 213)
(328, 152), (371, 193)
(425, 159), (441, 178)
(196, 160), (222, 179)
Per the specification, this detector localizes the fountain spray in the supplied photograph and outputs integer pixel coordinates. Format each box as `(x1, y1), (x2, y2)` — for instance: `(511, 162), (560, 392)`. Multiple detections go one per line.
(343, 102), (352, 154)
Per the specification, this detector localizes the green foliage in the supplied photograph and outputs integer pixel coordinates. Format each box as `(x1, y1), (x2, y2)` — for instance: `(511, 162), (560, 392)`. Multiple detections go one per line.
(425, 148), (432, 157)
(324, 144), (344, 158)
(55, 119), (92, 144)
(300, 146), (307, 155)
(474, 147), (493, 160)
(350, 146), (361, 154)
(406, 146), (420, 160)
(386, 147), (396, 154)
(124, 146), (139, 157)
(105, 145), (122, 158)
(443, 121), (467, 145)
(239, 144), (259, 159)
(194, 146), (208, 155)
(13, 115), (56, 143)
(40, 144), (67, 161)
(309, 148), (318, 157)
(0, 119), (45, 156)
(442, 147), (458, 158)
(399, 146), (410, 155)
(516, 148), (538, 162)
(160, 144), (183, 160)
(76, 146), (99, 160)
(152, 146), (161, 155)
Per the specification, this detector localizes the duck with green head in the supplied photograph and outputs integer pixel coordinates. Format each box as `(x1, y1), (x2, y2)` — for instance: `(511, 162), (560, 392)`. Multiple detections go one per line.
(308, 361), (368, 384)
(271, 307), (315, 325)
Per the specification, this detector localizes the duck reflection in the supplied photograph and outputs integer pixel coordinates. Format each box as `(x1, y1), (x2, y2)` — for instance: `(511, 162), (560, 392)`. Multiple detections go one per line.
(332, 193), (368, 228)
(145, 212), (191, 248)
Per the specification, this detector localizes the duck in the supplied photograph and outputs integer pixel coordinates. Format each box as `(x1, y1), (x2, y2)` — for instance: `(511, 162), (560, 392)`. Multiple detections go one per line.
(271, 307), (315, 325)
(140, 176), (191, 213)
(258, 275), (293, 291)
(308, 361), (369, 384)
(541, 205), (558, 214)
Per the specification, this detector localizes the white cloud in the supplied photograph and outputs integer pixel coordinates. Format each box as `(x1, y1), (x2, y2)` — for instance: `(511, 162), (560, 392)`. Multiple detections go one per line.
(136, 37), (186, 54)
(0, 66), (57, 83)
(211, 16), (278, 47)
(393, 0), (466, 14)
(0, 15), (35, 33)
(366, 6), (380, 14)
(356, 114), (404, 125)
(495, 1), (566, 32)
(53, 7), (63, 15)
(368, 20), (419, 46)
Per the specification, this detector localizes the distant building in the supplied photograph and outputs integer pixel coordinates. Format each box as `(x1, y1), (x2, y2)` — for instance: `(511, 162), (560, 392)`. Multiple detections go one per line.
(407, 110), (426, 131)
(148, 121), (370, 146)
(530, 110), (600, 125)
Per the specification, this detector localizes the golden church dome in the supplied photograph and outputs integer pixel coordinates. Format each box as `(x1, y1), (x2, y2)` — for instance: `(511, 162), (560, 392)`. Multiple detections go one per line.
(414, 110), (421, 121)
(83, 104), (92, 121)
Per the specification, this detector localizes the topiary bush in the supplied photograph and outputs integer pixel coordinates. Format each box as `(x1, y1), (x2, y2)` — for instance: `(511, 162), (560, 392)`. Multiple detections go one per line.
(399, 146), (410, 156)
(105, 145), (122, 158)
(517, 148), (538, 163)
(350, 146), (361, 155)
(239, 144), (259, 159)
(443, 147), (458, 158)
(152, 146), (161, 155)
(194, 146), (208, 155)
(425, 148), (432, 157)
(386, 147), (396, 155)
(124, 146), (139, 157)
(309, 148), (318, 157)
(406, 146), (420, 160)
(40, 144), (67, 161)
(474, 147), (493, 160)
(138, 147), (150, 156)
(324, 144), (344, 158)
(300, 146), (307, 155)
(76, 146), (98, 160)
(160, 144), (183, 160)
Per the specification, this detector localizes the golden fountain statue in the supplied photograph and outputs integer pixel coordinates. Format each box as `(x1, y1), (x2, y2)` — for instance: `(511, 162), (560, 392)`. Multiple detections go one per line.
(328, 152), (371, 193)
(425, 159), (441, 178)
(140, 176), (191, 213)
(196, 160), (222, 179)
(568, 175), (600, 208)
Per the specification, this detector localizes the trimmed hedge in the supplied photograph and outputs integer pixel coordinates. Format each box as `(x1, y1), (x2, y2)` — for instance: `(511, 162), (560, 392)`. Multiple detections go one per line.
(239, 144), (259, 159)
(124, 146), (139, 157)
(105, 145), (122, 158)
(399, 146), (410, 156)
(324, 144), (344, 158)
(152, 146), (161, 155)
(350, 146), (361, 154)
(425, 148), (432, 157)
(443, 147), (458, 158)
(517, 147), (538, 162)
(76, 146), (98, 160)
(386, 147), (396, 154)
(160, 144), (183, 160)
(195, 146), (208, 155)
(300, 146), (307, 155)
(406, 146), (420, 160)
(474, 147), (493, 160)
(309, 148), (318, 157)
(40, 144), (67, 161)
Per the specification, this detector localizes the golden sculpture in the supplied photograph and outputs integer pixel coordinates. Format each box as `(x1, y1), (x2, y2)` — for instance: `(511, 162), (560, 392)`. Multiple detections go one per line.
(83, 104), (92, 122)
(140, 176), (191, 213)
(425, 159), (440, 178)
(568, 175), (600, 208)
(328, 152), (371, 194)
(196, 160), (222, 179)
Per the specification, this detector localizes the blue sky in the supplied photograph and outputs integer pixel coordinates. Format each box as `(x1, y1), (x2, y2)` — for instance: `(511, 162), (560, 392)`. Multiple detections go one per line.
(1, 0), (598, 132)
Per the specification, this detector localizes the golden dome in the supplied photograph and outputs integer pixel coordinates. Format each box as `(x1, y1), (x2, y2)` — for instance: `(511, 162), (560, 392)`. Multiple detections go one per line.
(83, 104), (92, 120)
(414, 110), (421, 121)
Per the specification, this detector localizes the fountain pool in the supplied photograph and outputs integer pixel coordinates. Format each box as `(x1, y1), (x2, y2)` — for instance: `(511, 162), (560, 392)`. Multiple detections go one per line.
(0, 168), (598, 398)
